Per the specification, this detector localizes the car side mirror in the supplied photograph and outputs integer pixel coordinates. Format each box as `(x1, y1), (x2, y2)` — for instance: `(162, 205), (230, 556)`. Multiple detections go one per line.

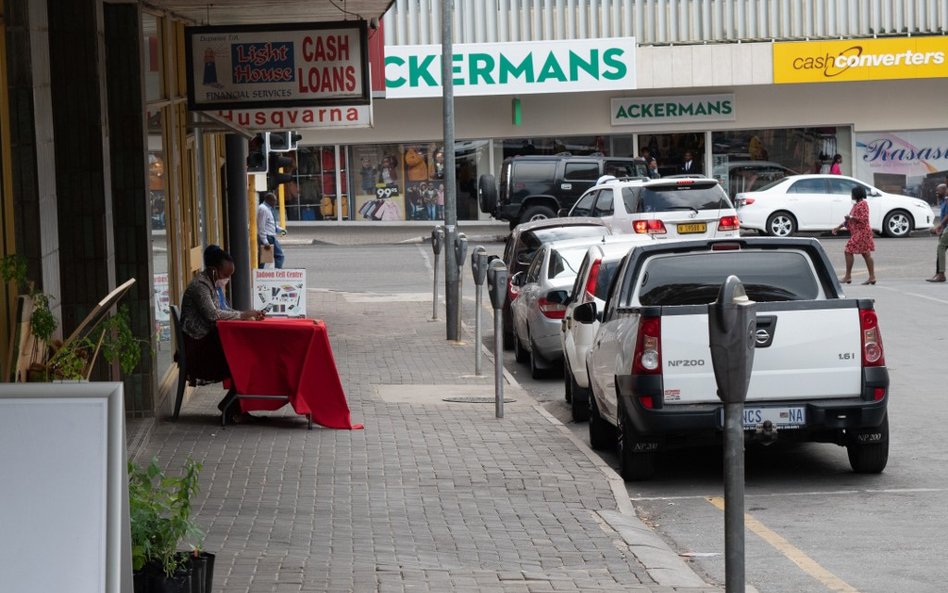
(869, 190), (881, 197)
(557, 208), (570, 217)
(545, 289), (569, 305)
(572, 301), (598, 324)
(510, 271), (525, 287)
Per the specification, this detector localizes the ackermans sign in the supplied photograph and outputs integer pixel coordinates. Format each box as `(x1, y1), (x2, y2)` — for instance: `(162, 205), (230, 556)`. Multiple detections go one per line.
(611, 94), (735, 125)
(384, 38), (636, 98)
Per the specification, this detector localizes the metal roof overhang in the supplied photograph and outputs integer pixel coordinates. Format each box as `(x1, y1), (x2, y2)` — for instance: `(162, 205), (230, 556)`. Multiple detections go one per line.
(145, 0), (394, 26)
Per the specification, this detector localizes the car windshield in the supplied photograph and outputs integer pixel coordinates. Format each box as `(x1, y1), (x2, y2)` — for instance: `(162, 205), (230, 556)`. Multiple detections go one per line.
(548, 246), (590, 280)
(636, 251), (819, 306)
(623, 184), (731, 213)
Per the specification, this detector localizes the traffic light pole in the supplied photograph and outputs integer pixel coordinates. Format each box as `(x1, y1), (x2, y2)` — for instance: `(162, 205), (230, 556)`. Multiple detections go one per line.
(442, 0), (459, 341)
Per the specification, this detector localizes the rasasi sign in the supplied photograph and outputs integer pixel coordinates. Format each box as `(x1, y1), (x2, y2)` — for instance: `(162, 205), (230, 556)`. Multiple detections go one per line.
(185, 21), (370, 111)
(611, 94), (735, 125)
(384, 37), (636, 98)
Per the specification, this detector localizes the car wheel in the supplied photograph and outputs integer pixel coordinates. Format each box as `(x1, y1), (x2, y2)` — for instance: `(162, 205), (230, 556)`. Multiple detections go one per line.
(588, 393), (616, 451)
(502, 308), (514, 351)
(765, 211), (796, 237)
(847, 415), (889, 474)
(569, 369), (590, 423)
(529, 337), (547, 379)
(882, 210), (912, 238)
(521, 205), (557, 223)
(564, 364), (572, 403)
(617, 398), (656, 481)
(513, 331), (529, 363)
(477, 174), (497, 214)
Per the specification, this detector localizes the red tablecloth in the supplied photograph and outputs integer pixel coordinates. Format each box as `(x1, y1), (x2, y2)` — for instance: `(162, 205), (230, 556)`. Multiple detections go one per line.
(217, 318), (362, 429)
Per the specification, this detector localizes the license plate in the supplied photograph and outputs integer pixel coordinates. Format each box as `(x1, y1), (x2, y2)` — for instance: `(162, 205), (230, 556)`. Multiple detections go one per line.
(677, 223), (707, 234)
(740, 406), (806, 430)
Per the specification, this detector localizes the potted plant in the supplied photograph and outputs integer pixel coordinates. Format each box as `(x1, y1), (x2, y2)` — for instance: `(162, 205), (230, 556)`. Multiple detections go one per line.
(129, 456), (211, 593)
(1, 255), (57, 381)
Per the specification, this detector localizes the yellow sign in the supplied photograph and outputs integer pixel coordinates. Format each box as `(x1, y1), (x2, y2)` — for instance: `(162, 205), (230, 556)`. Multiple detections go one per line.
(774, 37), (948, 84)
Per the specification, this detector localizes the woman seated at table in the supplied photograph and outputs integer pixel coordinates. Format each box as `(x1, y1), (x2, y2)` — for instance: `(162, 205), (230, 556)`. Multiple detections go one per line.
(179, 245), (263, 408)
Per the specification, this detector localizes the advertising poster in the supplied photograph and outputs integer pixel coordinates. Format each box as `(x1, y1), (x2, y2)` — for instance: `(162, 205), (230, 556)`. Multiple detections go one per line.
(855, 129), (948, 203)
(351, 145), (407, 221)
(185, 21), (369, 111)
(253, 269), (306, 317)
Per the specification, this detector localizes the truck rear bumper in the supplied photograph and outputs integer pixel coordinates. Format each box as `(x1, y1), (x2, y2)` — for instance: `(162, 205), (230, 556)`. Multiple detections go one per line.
(616, 367), (889, 448)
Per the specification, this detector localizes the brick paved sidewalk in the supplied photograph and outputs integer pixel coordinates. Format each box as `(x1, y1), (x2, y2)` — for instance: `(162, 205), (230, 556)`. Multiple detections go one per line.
(135, 289), (722, 593)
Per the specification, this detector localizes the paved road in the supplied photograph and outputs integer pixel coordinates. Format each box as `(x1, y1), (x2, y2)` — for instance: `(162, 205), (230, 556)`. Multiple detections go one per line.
(288, 231), (948, 593)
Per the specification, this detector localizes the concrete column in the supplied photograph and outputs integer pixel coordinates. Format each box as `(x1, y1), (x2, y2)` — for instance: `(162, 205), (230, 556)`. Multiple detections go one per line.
(104, 2), (155, 415)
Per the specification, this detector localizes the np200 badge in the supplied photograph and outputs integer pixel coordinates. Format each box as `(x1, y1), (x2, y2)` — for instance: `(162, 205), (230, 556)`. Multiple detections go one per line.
(667, 359), (705, 367)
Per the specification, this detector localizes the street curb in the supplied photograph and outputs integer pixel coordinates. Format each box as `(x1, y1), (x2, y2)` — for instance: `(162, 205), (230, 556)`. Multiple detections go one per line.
(468, 328), (711, 589)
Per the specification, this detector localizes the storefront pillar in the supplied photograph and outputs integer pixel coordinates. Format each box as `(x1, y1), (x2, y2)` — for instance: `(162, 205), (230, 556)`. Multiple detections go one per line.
(225, 133), (251, 310)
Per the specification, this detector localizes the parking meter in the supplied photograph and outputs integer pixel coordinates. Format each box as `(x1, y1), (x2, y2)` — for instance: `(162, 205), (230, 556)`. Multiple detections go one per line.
(708, 275), (757, 404)
(431, 227), (445, 256)
(487, 259), (508, 418)
(471, 247), (488, 286)
(708, 275), (756, 593)
(454, 233), (469, 269)
(487, 260), (508, 311)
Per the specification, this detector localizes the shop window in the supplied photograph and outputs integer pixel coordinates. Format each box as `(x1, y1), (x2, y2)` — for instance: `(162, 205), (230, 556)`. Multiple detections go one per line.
(142, 13), (162, 102)
(147, 108), (172, 380)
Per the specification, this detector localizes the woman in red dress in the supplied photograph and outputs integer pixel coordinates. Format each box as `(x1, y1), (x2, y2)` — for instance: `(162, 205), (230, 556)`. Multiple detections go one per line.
(833, 185), (876, 285)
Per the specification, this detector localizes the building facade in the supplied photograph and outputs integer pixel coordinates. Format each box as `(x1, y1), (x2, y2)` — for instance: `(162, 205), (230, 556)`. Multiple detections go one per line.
(0, 0), (945, 418)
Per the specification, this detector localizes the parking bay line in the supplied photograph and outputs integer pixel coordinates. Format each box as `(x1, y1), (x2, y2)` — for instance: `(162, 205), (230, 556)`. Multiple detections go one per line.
(707, 496), (861, 593)
(630, 486), (947, 502)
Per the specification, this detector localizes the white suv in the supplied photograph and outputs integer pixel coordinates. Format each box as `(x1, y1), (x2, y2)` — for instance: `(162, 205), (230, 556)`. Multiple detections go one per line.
(568, 176), (740, 239)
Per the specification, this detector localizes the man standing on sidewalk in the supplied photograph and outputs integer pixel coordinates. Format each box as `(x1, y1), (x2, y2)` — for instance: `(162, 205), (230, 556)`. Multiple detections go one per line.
(926, 184), (948, 282)
(257, 192), (286, 269)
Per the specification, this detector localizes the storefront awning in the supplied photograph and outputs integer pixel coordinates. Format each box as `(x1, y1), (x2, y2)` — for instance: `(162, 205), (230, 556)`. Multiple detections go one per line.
(147, 0), (394, 25)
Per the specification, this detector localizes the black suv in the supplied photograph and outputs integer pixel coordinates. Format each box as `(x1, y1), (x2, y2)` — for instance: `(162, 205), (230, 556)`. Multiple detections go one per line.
(479, 154), (649, 228)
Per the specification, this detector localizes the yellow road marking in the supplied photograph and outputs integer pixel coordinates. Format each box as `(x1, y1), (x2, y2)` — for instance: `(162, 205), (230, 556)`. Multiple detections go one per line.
(707, 496), (860, 593)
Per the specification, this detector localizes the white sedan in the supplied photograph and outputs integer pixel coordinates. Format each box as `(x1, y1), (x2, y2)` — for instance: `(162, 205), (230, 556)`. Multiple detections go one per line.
(736, 174), (934, 238)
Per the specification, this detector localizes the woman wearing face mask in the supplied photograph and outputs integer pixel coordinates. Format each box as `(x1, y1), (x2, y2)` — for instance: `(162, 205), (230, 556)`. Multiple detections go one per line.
(179, 245), (264, 397)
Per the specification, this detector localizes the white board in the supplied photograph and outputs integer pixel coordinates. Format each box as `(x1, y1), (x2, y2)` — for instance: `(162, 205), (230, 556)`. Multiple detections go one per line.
(0, 383), (132, 593)
(253, 268), (307, 317)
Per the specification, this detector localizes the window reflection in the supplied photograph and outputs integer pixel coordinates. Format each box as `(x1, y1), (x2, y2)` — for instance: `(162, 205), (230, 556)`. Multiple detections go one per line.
(148, 108), (172, 379)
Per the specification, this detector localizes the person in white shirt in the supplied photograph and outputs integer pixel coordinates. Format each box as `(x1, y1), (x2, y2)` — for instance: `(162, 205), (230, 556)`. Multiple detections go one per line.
(256, 192), (286, 269)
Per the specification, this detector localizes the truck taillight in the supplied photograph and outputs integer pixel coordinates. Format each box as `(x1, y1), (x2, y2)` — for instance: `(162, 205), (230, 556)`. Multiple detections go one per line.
(632, 317), (662, 374)
(718, 215), (740, 231)
(860, 309), (885, 367)
(633, 220), (667, 234)
(538, 296), (567, 319)
(584, 258), (602, 300)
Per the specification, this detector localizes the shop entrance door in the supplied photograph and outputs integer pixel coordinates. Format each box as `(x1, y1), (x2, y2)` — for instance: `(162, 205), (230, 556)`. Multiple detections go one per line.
(637, 132), (706, 177)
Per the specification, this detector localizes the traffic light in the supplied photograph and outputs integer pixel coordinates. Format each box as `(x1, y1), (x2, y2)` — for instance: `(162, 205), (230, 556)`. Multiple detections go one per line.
(247, 133), (268, 173)
(267, 152), (294, 191)
(268, 131), (303, 152)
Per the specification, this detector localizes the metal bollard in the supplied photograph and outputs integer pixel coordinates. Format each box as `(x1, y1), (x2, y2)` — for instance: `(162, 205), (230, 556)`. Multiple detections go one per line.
(431, 227), (445, 320)
(454, 233), (469, 339)
(470, 247), (489, 375)
(487, 260), (508, 418)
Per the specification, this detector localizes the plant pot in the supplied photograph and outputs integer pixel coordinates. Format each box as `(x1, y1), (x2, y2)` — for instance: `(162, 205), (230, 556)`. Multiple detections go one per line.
(184, 552), (215, 593)
(145, 563), (192, 593)
(133, 570), (148, 593)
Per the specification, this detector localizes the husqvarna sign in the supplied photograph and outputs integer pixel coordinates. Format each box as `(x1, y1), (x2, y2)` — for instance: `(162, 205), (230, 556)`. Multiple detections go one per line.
(384, 37), (636, 98)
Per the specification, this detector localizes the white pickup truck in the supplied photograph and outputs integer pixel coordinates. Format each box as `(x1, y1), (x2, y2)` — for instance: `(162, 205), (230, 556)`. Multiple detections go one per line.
(573, 237), (890, 481)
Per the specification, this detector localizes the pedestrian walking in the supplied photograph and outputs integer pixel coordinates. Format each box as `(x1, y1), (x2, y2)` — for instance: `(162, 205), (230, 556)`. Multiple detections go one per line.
(257, 192), (286, 269)
(830, 154), (843, 175)
(833, 185), (876, 285)
(926, 183), (948, 282)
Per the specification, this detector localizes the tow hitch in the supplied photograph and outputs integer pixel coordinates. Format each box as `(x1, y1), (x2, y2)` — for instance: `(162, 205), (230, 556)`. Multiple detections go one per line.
(753, 420), (778, 445)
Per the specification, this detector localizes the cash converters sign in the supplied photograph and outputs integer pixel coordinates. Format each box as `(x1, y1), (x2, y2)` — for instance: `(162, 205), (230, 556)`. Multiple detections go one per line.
(384, 37), (636, 98)
(185, 21), (369, 111)
(611, 94), (734, 125)
(774, 36), (948, 84)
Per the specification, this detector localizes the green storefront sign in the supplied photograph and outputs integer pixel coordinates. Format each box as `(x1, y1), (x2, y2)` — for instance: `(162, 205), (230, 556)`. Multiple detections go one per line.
(611, 94), (736, 125)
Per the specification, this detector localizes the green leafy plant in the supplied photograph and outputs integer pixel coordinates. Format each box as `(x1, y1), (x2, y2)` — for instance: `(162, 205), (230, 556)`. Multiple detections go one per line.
(128, 456), (205, 577)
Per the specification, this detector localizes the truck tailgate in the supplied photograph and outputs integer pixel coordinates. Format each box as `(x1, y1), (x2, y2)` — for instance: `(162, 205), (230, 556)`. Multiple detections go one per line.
(660, 306), (862, 404)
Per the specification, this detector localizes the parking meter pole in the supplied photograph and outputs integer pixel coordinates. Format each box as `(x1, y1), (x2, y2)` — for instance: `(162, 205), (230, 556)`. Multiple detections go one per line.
(724, 403), (745, 593)
(454, 234), (469, 341)
(431, 228), (445, 321)
(471, 248), (488, 376)
(708, 275), (756, 593)
(487, 261), (508, 418)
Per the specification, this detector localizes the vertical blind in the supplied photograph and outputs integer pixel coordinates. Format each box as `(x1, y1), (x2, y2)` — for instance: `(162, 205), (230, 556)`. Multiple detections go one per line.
(383, 0), (948, 45)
